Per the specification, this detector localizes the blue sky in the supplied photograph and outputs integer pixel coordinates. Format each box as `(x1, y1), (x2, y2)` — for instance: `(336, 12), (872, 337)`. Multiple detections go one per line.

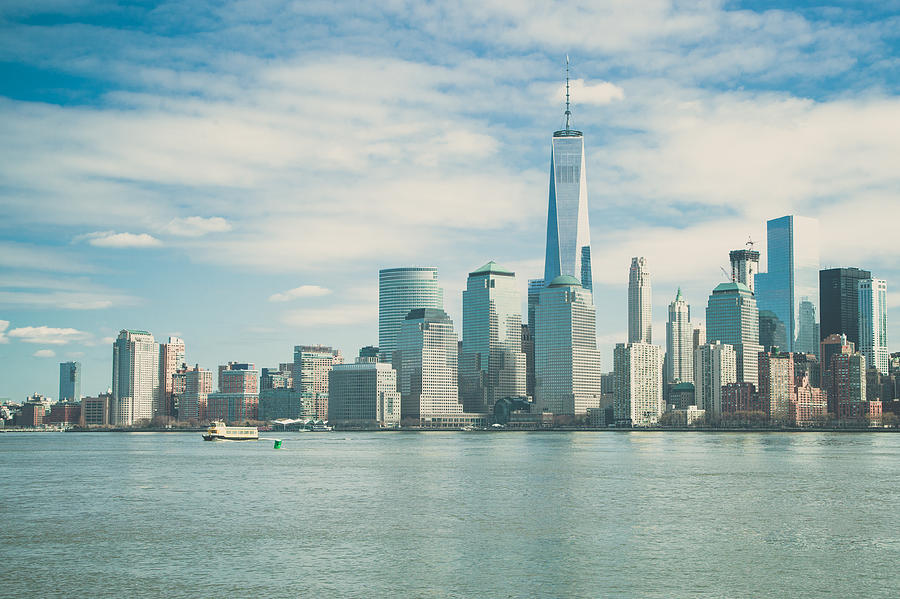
(1, 0), (899, 401)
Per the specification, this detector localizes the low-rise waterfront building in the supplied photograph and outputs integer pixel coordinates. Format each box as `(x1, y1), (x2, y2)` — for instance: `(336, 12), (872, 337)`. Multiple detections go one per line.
(328, 360), (401, 427)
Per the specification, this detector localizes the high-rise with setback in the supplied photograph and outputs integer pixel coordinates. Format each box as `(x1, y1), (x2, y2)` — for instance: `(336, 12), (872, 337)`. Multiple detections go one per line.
(666, 288), (693, 384)
(460, 262), (526, 413)
(628, 257), (652, 343)
(706, 282), (762, 387)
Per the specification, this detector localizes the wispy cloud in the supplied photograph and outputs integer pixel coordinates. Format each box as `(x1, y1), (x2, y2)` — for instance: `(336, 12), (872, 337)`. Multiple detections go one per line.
(77, 231), (162, 248)
(165, 216), (232, 237)
(33, 349), (56, 358)
(283, 304), (376, 326)
(0, 320), (8, 343)
(0, 274), (140, 310)
(8, 326), (92, 345)
(268, 285), (333, 302)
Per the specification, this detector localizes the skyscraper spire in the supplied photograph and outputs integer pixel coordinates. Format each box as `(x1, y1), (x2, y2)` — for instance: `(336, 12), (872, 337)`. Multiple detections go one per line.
(565, 55), (571, 132)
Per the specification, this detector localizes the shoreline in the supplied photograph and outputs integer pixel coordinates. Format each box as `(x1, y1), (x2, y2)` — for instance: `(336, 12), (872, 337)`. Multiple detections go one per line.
(2, 426), (897, 434)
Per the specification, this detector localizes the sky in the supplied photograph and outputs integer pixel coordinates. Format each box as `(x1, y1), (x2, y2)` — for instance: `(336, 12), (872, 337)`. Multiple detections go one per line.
(1, 0), (899, 401)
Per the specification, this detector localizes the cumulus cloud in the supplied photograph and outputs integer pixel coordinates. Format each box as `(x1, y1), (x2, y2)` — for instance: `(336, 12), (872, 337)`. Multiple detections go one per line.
(33, 349), (56, 358)
(78, 231), (162, 248)
(0, 320), (8, 343)
(8, 326), (92, 345)
(165, 216), (232, 237)
(268, 285), (333, 302)
(558, 79), (625, 106)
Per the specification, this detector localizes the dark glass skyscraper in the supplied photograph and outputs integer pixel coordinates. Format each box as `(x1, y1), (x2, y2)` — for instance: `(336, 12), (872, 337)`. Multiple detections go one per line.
(819, 267), (871, 346)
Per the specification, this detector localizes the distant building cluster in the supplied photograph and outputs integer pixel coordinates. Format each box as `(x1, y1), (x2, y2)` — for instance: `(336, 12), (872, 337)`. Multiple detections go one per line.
(3, 83), (897, 431)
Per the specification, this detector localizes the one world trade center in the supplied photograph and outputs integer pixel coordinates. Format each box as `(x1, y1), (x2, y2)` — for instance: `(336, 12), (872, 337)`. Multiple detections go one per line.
(543, 60), (593, 293)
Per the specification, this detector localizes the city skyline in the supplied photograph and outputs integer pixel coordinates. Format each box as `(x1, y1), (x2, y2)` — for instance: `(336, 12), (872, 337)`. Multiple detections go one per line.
(2, 2), (900, 401)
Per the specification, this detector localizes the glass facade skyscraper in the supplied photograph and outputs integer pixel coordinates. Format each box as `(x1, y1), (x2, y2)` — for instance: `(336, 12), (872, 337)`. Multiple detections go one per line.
(706, 282), (762, 387)
(755, 215), (820, 355)
(858, 278), (888, 374)
(378, 267), (443, 364)
(819, 267), (871, 346)
(58, 361), (82, 402)
(543, 116), (592, 292)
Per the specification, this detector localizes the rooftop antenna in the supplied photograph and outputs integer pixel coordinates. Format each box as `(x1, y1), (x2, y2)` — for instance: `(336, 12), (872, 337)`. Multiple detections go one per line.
(746, 236), (755, 250)
(565, 55), (571, 132)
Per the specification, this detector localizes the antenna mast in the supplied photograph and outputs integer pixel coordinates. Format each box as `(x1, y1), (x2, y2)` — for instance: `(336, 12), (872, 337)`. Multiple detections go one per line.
(565, 55), (571, 132)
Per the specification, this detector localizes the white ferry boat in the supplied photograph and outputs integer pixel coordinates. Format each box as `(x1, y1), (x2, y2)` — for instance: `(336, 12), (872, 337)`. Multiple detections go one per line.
(202, 421), (259, 441)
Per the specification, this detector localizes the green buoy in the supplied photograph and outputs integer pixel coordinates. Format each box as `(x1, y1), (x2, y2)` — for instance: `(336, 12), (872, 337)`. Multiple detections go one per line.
(273, 440), (283, 449)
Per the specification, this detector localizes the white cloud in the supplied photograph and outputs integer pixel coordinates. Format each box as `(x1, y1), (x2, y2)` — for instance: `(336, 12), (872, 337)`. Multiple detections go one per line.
(33, 349), (56, 358)
(78, 231), (162, 248)
(0, 320), (8, 343)
(165, 216), (232, 237)
(8, 326), (92, 345)
(557, 79), (625, 106)
(268, 285), (333, 302)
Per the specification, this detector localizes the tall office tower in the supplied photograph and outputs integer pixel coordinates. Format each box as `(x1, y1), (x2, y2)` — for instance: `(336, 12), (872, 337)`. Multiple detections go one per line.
(293, 345), (343, 420)
(208, 362), (259, 422)
(628, 257), (652, 343)
(706, 282), (763, 387)
(175, 365), (212, 422)
(395, 308), (462, 423)
(328, 359), (401, 426)
(758, 352), (795, 421)
(858, 278), (889, 374)
(460, 262), (526, 413)
(613, 342), (664, 427)
(158, 336), (185, 418)
(534, 276), (602, 417)
(693, 341), (737, 418)
(666, 288), (693, 385)
(378, 267), (443, 364)
(819, 267), (871, 345)
(828, 351), (867, 418)
(755, 215), (820, 355)
(111, 329), (159, 426)
(730, 247), (760, 292)
(543, 62), (593, 291)
(526, 278), (544, 398)
(58, 361), (82, 402)
(693, 324), (706, 350)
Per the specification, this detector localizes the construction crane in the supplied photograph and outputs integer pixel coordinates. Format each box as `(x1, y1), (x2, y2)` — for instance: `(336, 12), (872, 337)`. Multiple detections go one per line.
(746, 236), (755, 250)
(720, 266), (732, 281)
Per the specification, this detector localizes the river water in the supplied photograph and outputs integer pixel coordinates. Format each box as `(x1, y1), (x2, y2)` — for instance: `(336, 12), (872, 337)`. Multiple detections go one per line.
(1, 431), (898, 598)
